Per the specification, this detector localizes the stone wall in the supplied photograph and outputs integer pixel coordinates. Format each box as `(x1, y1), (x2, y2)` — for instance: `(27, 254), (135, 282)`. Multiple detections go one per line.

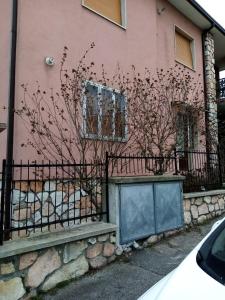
(0, 179), (102, 239)
(1, 178), (225, 300)
(0, 231), (116, 300)
(183, 190), (225, 226)
(141, 190), (225, 248)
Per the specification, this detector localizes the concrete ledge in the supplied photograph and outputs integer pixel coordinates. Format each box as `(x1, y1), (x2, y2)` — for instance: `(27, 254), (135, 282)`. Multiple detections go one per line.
(109, 175), (185, 184)
(184, 190), (225, 199)
(0, 222), (117, 259)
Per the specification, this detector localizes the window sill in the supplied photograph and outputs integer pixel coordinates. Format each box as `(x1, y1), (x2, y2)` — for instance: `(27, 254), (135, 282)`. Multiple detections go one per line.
(175, 60), (196, 72)
(82, 4), (127, 30)
(83, 133), (128, 143)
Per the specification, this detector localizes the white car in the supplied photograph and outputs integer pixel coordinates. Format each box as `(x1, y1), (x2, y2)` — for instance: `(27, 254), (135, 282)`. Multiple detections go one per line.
(138, 218), (225, 300)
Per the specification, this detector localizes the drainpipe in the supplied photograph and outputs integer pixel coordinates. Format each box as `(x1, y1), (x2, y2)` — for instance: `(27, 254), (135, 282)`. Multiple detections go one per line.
(4, 0), (18, 240)
(202, 23), (215, 154)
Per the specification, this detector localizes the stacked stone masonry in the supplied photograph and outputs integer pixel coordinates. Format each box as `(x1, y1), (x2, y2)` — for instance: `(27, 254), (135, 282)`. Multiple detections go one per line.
(0, 179), (102, 239)
(204, 32), (218, 149)
(0, 233), (116, 300)
(183, 191), (225, 226)
(1, 176), (225, 299)
(141, 191), (225, 249)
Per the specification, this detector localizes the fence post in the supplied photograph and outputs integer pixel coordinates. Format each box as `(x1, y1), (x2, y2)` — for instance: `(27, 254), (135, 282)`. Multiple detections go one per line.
(0, 160), (6, 245)
(105, 152), (109, 222)
(174, 148), (178, 175)
(217, 145), (223, 187)
(4, 160), (12, 241)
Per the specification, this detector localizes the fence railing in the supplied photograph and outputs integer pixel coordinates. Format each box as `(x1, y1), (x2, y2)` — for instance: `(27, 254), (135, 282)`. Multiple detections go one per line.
(177, 150), (222, 192)
(0, 160), (107, 244)
(107, 152), (178, 177)
(1, 149), (224, 245)
(106, 149), (223, 193)
(218, 78), (225, 99)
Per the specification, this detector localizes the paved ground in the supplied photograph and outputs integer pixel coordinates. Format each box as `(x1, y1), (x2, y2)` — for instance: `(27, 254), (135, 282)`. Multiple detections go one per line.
(42, 219), (216, 300)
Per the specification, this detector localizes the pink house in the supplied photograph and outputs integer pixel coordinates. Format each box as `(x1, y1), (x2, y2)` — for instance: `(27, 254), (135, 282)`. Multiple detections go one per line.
(1, 0), (225, 167)
(1, 4), (225, 296)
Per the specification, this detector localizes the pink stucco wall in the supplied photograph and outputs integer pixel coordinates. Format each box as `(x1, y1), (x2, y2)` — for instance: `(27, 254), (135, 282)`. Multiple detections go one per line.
(0, 0), (204, 163)
(0, 0), (12, 165)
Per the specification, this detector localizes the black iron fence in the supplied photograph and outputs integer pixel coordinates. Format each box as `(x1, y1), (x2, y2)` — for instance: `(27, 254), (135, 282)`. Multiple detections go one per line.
(1, 149), (225, 245)
(106, 151), (178, 177)
(0, 160), (107, 245)
(106, 149), (224, 193)
(218, 78), (225, 99)
(177, 150), (222, 192)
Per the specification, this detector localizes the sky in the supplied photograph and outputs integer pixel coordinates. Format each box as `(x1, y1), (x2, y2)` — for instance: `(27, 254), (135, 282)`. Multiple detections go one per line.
(196, 0), (225, 77)
(196, 0), (225, 28)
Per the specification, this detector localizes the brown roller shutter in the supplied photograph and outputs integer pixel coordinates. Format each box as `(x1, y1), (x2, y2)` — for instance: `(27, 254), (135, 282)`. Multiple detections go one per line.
(176, 31), (193, 69)
(84, 0), (122, 25)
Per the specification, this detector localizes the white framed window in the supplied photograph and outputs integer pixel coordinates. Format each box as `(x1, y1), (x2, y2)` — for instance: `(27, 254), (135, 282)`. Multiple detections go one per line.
(175, 27), (195, 70)
(176, 112), (198, 151)
(83, 81), (127, 141)
(176, 111), (199, 171)
(82, 0), (126, 28)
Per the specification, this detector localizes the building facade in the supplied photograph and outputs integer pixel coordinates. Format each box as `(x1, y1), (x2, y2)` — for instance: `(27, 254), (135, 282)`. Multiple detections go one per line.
(1, 0), (225, 165)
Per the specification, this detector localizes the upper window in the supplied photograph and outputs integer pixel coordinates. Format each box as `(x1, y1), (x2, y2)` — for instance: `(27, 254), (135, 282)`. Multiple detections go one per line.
(83, 82), (127, 140)
(175, 28), (195, 70)
(82, 0), (126, 27)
